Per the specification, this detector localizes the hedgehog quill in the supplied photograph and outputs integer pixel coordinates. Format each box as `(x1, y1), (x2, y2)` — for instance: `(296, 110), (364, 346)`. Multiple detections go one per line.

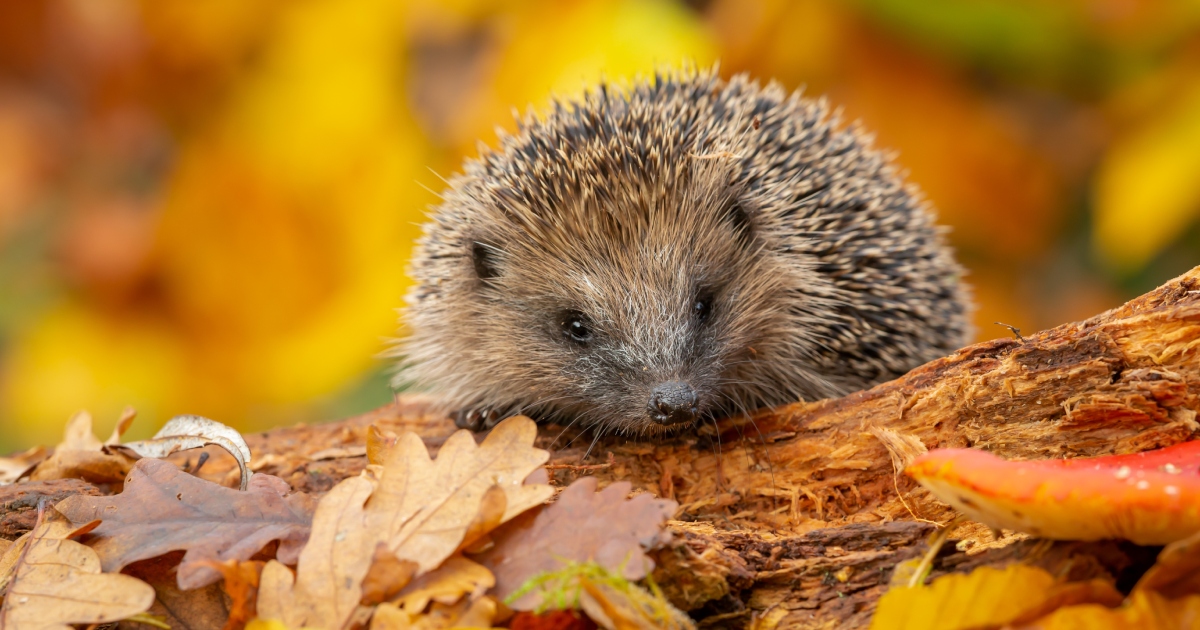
(397, 68), (972, 436)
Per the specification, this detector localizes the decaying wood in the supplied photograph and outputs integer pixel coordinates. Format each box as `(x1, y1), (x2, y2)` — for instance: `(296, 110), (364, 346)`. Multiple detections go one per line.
(2, 266), (1197, 628)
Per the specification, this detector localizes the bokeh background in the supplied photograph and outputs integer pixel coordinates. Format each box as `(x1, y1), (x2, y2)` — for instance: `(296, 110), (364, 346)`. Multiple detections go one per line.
(2, 0), (1199, 452)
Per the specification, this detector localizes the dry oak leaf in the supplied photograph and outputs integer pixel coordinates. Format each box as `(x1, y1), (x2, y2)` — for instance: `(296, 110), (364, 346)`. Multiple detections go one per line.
(55, 457), (315, 589)
(256, 472), (384, 630)
(0, 506), (154, 630)
(907, 441), (1200, 545)
(29, 409), (137, 486)
(368, 415), (553, 572)
(256, 416), (551, 630)
(477, 477), (677, 610)
(0, 446), (48, 486)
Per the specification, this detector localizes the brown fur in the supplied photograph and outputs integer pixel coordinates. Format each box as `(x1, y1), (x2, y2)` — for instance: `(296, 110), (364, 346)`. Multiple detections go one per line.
(395, 67), (972, 435)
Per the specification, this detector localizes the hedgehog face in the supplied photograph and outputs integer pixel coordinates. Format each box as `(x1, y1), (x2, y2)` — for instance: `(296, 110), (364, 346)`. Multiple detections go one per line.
(456, 183), (791, 435)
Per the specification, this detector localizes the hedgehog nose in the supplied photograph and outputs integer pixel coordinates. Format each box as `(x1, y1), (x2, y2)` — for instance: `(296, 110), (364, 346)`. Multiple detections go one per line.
(648, 381), (699, 426)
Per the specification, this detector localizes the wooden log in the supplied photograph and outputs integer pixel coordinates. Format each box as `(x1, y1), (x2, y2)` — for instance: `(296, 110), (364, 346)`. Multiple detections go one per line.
(3, 267), (1196, 628)
(347, 264), (1196, 627)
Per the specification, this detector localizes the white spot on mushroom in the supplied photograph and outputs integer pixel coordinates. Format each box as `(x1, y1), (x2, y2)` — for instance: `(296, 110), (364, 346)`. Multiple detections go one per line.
(1166, 486), (1179, 496)
(1115, 466), (1132, 480)
(1136, 480), (1150, 490)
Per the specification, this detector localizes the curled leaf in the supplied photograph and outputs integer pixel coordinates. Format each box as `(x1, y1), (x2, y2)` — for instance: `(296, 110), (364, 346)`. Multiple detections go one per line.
(112, 414), (254, 490)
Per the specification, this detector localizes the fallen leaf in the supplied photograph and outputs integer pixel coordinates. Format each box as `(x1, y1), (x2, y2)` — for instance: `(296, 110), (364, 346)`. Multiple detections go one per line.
(477, 477), (677, 609)
(0, 505), (155, 629)
(257, 416), (550, 630)
(370, 416), (553, 572)
(362, 544), (420, 606)
(256, 473), (377, 629)
(197, 559), (264, 630)
(579, 574), (694, 630)
(367, 425), (399, 466)
(55, 457), (315, 589)
(871, 564), (1121, 630)
(394, 555), (495, 613)
(906, 442), (1200, 544)
(1015, 588), (1200, 630)
(122, 552), (233, 630)
(112, 414), (255, 490)
(371, 596), (500, 630)
(29, 410), (137, 485)
(0, 446), (48, 485)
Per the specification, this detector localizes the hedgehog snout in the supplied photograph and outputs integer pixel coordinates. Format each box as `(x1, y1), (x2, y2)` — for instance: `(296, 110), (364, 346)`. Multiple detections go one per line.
(647, 380), (699, 426)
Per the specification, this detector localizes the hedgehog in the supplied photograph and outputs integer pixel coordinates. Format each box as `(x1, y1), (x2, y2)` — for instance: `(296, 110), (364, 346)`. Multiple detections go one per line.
(395, 67), (972, 436)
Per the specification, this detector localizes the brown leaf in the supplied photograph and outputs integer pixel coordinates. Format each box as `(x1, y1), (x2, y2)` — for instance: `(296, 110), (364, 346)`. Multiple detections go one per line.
(55, 457), (315, 590)
(198, 559), (263, 630)
(477, 477), (677, 609)
(0, 446), (48, 485)
(578, 577), (694, 630)
(0, 506), (155, 629)
(393, 556), (495, 613)
(256, 473), (377, 629)
(30, 410), (136, 485)
(121, 552), (232, 630)
(362, 544), (420, 606)
(367, 425), (399, 466)
(369, 416), (553, 573)
(257, 416), (550, 630)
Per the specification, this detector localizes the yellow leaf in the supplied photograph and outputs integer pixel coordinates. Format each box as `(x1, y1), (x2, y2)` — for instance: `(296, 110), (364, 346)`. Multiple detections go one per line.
(1019, 589), (1200, 629)
(870, 565), (1118, 630)
(1094, 82), (1200, 272)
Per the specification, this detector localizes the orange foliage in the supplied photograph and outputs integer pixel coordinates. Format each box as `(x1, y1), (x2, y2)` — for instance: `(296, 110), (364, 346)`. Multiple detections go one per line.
(1, 0), (1199, 451)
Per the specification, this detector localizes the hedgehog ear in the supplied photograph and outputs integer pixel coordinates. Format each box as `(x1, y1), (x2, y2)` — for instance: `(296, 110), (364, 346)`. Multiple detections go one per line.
(723, 198), (754, 244)
(470, 241), (499, 281)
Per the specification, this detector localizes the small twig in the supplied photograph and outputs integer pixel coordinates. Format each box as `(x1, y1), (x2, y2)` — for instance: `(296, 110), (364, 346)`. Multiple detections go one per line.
(189, 451), (211, 475)
(994, 321), (1026, 342)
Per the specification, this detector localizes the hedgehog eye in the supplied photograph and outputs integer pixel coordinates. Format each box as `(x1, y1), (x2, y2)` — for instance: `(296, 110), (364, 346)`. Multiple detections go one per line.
(471, 242), (498, 281)
(694, 293), (714, 324)
(560, 311), (592, 345)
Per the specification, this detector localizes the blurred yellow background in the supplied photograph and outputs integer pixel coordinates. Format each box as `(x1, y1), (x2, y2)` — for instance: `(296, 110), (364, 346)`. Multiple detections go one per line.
(2, 0), (1199, 452)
